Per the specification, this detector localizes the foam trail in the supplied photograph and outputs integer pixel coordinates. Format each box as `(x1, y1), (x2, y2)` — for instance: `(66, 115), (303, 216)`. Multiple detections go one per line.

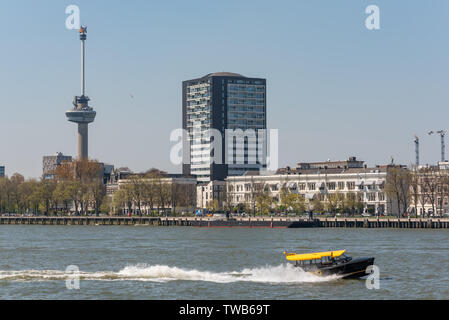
(0, 264), (341, 283)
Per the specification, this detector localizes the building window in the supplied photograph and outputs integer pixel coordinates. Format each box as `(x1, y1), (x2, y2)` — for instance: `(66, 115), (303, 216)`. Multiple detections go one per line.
(307, 183), (316, 190)
(347, 182), (355, 190)
(367, 193), (376, 202)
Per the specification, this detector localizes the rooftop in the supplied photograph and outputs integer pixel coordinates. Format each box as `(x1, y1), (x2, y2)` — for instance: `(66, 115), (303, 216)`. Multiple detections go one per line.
(203, 72), (245, 78)
(275, 167), (388, 175)
(226, 166), (388, 180)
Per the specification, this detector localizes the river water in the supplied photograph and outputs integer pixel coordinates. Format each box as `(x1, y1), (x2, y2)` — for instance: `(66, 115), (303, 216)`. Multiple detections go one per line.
(0, 225), (448, 299)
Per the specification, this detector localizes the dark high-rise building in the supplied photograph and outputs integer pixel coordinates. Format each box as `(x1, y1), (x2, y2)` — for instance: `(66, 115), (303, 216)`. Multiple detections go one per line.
(0, 166), (5, 178)
(182, 72), (267, 182)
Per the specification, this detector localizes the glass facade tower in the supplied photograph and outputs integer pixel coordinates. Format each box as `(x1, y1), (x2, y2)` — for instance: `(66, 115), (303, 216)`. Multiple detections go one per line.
(182, 72), (267, 182)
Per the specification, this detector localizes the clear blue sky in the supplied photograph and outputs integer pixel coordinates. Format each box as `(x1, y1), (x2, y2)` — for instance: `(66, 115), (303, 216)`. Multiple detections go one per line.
(1, 0), (448, 178)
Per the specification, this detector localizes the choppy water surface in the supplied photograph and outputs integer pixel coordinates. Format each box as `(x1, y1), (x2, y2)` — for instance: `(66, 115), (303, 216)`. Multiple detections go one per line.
(0, 226), (448, 299)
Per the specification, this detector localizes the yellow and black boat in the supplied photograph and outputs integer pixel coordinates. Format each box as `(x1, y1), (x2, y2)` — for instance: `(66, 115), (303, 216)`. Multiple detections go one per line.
(283, 250), (374, 279)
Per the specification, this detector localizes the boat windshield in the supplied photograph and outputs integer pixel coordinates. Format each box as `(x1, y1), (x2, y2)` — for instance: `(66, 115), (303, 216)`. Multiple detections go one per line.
(320, 256), (333, 264)
(336, 253), (352, 262)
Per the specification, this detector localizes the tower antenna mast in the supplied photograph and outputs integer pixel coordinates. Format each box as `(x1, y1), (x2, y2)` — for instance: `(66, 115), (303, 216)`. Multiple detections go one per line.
(80, 25), (86, 96)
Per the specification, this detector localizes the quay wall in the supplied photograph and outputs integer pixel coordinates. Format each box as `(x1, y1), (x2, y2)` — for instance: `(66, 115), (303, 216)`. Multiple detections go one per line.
(0, 216), (449, 228)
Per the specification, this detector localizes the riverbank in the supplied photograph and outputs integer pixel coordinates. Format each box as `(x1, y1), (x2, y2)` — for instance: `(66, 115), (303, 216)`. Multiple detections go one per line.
(1, 216), (449, 228)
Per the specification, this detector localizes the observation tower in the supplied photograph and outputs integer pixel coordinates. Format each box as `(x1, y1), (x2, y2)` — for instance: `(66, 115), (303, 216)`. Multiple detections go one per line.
(65, 26), (96, 160)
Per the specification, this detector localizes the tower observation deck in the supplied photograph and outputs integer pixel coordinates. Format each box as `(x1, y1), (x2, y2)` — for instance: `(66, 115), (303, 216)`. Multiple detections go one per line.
(65, 26), (96, 160)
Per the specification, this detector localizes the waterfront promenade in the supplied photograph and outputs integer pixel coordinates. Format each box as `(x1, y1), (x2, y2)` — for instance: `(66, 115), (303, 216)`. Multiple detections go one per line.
(1, 216), (449, 228)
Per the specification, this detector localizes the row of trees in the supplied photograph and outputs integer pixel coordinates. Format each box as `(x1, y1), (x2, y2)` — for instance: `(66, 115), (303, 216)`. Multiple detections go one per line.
(385, 166), (411, 217)
(0, 173), (52, 214)
(0, 160), (106, 215)
(111, 170), (196, 215)
(0, 163), (197, 216)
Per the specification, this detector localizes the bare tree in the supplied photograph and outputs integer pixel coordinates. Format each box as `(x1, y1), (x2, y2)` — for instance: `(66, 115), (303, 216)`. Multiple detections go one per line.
(222, 185), (233, 213)
(409, 169), (420, 218)
(436, 169), (449, 217)
(326, 191), (344, 214)
(422, 167), (437, 217)
(385, 166), (410, 217)
(248, 178), (265, 216)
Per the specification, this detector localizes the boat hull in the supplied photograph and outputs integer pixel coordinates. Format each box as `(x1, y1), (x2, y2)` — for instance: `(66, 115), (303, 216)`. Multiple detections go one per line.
(299, 257), (375, 279)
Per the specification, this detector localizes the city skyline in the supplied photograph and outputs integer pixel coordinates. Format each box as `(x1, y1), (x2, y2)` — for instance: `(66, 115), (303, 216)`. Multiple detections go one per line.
(1, 1), (449, 178)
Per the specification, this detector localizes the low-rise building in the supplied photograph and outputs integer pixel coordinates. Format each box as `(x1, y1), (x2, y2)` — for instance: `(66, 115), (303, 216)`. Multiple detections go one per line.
(408, 162), (449, 217)
(225, 158), (396, 215)
(105, 167), (134, 196)
(42, 152), (72, 179)
(196, 180), (226, 210)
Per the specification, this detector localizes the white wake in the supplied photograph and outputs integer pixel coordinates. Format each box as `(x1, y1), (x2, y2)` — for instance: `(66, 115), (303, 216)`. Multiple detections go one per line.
(0, 264), (341, 283)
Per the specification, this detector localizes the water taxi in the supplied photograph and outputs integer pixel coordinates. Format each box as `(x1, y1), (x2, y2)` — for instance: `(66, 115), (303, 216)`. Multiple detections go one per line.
(283, 250), (374, 279)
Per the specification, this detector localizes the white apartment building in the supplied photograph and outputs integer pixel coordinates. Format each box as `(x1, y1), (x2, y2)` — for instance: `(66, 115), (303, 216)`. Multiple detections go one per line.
(217, 158), (398, 215)
(225, 168), (391, 214)
(196, 180), (226, 210)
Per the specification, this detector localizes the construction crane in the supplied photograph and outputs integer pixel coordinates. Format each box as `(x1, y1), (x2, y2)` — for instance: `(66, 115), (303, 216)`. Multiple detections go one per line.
(414, 135), (419, 167)
(428, 130), (447, 162)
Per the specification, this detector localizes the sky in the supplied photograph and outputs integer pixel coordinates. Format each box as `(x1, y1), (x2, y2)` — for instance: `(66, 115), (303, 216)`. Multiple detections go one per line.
(0, 0), (448, 179)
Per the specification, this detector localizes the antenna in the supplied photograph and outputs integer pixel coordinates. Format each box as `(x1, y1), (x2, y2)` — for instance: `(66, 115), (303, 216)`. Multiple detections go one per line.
(414, 135), (419, 167)
(79, 25), (87, 97)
